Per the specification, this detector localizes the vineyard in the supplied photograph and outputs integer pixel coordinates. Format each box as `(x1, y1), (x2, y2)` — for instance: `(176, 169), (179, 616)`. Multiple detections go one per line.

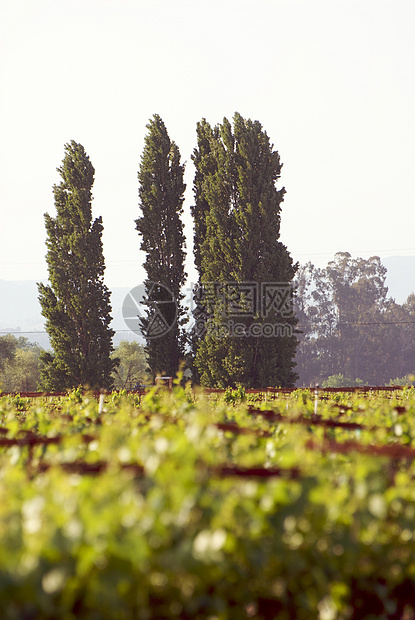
(1, 384), (415, 619)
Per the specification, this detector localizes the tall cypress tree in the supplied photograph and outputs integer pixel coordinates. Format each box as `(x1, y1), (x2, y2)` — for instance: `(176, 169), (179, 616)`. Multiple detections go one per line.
(135, 115), (187, 379)
(38, 141), (117, 390)
(191, 113), (298, 388)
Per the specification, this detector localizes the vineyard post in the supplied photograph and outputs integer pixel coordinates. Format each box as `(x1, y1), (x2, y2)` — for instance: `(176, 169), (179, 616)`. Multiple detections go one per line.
(98, 390), (105, 415)
(314, 384), (319, 415)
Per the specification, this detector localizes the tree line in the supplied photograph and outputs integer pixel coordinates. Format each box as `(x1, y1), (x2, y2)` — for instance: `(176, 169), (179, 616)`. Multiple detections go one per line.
(0, 336), (148, 393)
(135, 113), (297, 388)
(295, 252), (415, 387)
(1, 113), (414, 391)
(27, 112), (297, 391)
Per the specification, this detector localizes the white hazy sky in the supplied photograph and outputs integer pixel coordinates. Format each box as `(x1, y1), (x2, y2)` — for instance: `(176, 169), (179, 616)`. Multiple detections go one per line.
(0, 0), (414, 289)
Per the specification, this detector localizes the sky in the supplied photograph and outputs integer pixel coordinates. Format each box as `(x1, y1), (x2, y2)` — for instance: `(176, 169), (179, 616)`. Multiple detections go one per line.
(0, 0), (414, 291)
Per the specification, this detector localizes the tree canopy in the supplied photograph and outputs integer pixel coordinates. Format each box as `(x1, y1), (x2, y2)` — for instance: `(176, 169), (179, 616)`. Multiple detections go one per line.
(135, 115), (187, 380)
(38, 141), (117, 390)
(191, 113), (298, 388)
(111, 340), (148, 390)
(0, 335), (42, 392)
(295, 252), (415, 385)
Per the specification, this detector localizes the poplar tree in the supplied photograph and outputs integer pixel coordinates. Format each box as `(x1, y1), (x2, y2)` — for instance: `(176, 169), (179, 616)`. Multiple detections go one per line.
(191, 113), (298, 388)
(135, 115), (187, 379)
(38, 141), (117, 390)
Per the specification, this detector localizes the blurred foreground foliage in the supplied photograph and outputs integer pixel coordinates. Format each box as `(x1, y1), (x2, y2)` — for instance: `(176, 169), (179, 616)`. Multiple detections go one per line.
(0, 385), (415, 618)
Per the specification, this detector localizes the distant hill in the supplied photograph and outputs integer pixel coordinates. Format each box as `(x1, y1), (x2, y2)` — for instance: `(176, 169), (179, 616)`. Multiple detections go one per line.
(0, 280), (143, 349)
(0, 280), (48, 348)
(1, 256), (415, 347)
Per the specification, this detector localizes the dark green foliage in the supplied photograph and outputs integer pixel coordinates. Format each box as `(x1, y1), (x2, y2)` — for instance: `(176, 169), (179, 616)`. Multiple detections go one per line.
(191, 113), (298, 388)
(37, 141), (117, 390)
(135, 115), (187, 379)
